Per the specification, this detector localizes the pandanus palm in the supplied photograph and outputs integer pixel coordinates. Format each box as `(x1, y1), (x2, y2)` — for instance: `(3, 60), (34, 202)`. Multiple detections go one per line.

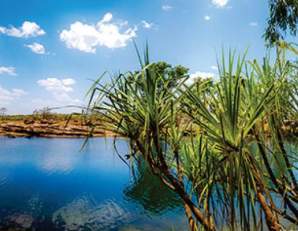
(249, 47), (298, 222)
(182, 48), (298, 230)
(181, 50), (282, 230)
(88, 44), (297, 231)
(88, 45), (216, 230)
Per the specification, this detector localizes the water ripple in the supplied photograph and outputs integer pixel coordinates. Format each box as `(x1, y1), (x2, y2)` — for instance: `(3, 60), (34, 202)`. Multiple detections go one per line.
(0, 175), (8, 188)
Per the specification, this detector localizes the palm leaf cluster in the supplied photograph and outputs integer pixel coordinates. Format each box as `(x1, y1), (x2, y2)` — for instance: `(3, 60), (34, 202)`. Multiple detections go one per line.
(87, 43), (298, 231)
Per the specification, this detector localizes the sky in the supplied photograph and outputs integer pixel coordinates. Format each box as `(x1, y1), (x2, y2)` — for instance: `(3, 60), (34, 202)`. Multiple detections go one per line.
(0, 0), (287, 114)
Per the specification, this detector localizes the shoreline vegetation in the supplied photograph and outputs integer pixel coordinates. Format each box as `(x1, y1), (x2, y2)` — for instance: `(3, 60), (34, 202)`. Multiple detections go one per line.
(1, 114), (297, 138)
(85, 44), (298, 231)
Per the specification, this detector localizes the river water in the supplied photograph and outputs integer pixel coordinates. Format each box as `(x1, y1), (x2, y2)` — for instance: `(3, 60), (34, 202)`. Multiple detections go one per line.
(0, 137), (187, 231)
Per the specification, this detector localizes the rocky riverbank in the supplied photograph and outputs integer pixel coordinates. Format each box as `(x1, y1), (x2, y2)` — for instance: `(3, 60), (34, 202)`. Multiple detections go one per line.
(0, 119), (116, 138)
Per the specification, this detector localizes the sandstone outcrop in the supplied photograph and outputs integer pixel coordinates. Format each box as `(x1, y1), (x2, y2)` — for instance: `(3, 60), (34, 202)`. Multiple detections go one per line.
(0, 120), (115, 138)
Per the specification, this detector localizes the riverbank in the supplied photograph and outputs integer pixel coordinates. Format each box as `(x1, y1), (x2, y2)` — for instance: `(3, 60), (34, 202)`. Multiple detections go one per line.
(0, 115), (297, 138)
(0, 115), (116, 138)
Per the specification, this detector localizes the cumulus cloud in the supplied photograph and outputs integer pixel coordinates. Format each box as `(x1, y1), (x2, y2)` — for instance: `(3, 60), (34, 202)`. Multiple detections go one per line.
(0, 21), (45, 38)
(186, 71), (215, 85)
(249, 22), (258, 27)
(0, 66), (17, 76)
(59, 12), (137, 53)
(0, 86), (27, 103)
(141, 20), (153, 29)
(204, 15), (211, 21)
(37, 77), (80, 104)
(211, 0), (229, 8)
(162, 5), (173, 11)
(25, 42), (46, 54)
(37, 78), (75, 94)
(190, 71), (214, 79)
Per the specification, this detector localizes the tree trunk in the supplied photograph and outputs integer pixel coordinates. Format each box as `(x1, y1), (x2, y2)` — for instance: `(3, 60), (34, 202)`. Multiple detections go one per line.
(136, 139), (216, 231)
(256, 190), (281, 231)
(184, 204), (198, 231)
(254, 129), (298, 218)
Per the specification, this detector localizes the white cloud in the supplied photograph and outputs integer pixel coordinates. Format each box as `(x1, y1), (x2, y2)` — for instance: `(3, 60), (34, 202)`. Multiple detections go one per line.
(37, 77), (80, 104)
(37, 78), (75, 94)
(60, 12), (137, 53)
(0, 86), (27, 103)
(61, 78), (76, 86)
(211, 0), (229, 8)
(186, 71), (215, 85)
(101, 12), (113, 23)
(249, 22), (258, 27)
(0, 66), (17, 76)
(141, 20), (153, 29)
(190, 71), (214, 79)
(162, 5), (173, 11)
(0, 21), (45, 38)
(25, 42), (46, 54)
(204, 15), (211, 21)
(211, 65), (217, 70)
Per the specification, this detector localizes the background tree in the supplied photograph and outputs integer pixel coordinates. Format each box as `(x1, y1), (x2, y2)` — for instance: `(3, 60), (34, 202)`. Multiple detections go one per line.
(0, 107), (7, 117)
(32, 107), (54, 120)
(265, 0), (298, 45)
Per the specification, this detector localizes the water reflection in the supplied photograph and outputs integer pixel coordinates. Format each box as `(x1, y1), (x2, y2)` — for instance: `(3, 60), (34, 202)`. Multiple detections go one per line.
(0, 137), (186, 230)
(39, 152), (77, 174)
(124, 161), (181, 215)
(52, 196), (132, 231)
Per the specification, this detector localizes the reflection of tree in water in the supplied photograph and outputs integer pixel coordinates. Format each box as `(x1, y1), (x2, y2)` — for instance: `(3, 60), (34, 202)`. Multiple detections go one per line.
(123, 160), (181, 214)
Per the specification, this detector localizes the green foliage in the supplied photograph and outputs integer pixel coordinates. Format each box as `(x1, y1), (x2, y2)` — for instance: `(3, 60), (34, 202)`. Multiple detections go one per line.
(265, 0), (298, 45)
(88, 44), (298, 231)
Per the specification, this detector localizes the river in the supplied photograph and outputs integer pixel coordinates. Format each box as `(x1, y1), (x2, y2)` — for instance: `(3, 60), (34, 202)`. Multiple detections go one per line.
(0, 137), (187, 231)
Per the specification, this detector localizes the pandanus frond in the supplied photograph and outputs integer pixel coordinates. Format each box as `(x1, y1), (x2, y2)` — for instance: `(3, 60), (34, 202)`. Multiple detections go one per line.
(87, 44), (298, 231)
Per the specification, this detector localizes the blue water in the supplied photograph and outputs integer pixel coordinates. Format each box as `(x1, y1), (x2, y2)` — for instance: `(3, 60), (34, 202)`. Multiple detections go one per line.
(0, 137), (187, 231)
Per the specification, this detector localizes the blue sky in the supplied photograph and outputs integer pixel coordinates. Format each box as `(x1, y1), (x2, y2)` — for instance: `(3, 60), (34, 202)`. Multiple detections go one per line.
(0, 0), (279, 114)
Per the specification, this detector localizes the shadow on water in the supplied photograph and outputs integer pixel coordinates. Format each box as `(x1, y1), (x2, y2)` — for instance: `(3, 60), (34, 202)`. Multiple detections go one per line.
(123, 160), (181, 215)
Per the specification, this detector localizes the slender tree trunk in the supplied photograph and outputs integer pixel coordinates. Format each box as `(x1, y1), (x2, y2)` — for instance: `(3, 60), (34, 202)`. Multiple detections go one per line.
(271, 116), (298, 191)
(245, 133), (282, 230)
(136, 139), (216, 231)
(175, 147), (197, 231)
(174, 181), (216, 231)
(256, 189), (281, 231)
(175, 147), (199, 231)
(185, 204), (198, 231)
(253, 129), (298, 218)
(152, 130), (216, 231)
